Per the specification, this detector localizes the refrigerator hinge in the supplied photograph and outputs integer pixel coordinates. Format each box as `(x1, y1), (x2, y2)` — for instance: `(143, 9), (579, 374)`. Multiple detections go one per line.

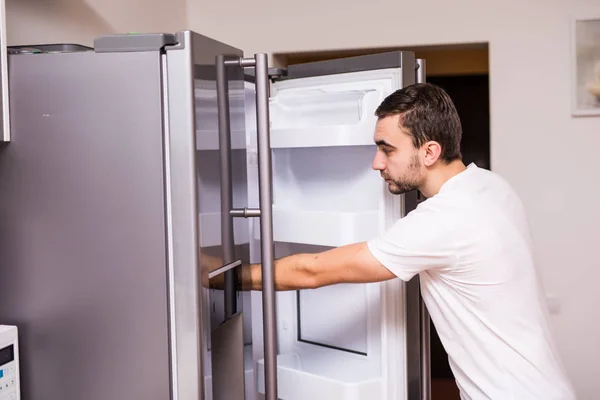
(244, 68), (288, 83)
(268, 68), (288, 81)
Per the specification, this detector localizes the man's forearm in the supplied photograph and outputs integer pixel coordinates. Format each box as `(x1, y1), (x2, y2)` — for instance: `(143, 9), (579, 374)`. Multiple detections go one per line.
(239, 253), (320, 291)
(208, 241), (393, 291)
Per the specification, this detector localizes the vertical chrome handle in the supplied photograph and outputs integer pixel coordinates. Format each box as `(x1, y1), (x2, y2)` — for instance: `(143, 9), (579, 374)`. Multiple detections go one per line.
(224, 53), (278, 399)
(254, 53), (278, 400)
(416, 59), (427, 87)
(0, 0), (10, 142)
(416, 58), (431, 400)
(216, 55), (237, 319)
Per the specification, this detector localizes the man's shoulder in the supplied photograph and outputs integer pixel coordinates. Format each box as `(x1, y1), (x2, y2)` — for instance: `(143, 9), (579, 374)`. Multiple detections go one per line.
(442, 165), (519, 203)
(465, 165), (515, 190)
(400, 196), (457, 232)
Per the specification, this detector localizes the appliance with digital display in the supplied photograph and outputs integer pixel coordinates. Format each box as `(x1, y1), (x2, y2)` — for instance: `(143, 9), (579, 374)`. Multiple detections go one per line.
(0, 326), (19, 400)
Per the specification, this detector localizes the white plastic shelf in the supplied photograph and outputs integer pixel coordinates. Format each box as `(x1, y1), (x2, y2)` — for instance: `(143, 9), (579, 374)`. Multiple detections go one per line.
(269, 125), (375, 149)
(256, 353), (381, 400)
(253, 207), (378, 247)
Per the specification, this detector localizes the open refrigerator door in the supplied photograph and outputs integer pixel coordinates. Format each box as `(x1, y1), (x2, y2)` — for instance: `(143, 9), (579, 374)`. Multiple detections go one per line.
(244, 52), (425, 400)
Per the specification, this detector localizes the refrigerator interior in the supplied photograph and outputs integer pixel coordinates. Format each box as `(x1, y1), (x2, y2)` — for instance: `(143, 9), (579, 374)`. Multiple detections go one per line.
(245, 68), (408, 399)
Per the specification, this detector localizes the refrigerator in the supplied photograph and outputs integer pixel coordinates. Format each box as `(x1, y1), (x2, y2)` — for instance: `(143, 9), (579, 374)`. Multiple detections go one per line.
(0, 30), (430, 400)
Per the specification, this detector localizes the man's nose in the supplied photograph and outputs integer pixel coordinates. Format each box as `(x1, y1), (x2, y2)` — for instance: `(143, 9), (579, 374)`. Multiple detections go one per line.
(372, 153), (385, 171)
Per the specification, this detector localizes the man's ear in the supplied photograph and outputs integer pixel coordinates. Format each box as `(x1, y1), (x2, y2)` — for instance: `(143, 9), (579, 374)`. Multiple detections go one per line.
(422, 141), (442, 167)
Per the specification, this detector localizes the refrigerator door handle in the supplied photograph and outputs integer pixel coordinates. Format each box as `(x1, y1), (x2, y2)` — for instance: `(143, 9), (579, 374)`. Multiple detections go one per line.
(252, 52), (278, 400)
(216, 55), (238, 319)
(225, 54), (278, 400)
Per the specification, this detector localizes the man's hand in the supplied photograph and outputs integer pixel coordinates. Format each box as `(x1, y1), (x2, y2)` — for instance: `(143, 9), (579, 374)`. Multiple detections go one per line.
(199, 251), (225, 289)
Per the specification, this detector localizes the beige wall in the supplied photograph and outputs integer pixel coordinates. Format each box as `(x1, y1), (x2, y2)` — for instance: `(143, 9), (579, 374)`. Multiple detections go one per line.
(186, 0), (600, 397)
(6, 0), (186, 46)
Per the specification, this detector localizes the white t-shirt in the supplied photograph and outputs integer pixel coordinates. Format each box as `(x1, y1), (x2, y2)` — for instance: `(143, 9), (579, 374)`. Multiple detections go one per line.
(367, 163), (575, 400)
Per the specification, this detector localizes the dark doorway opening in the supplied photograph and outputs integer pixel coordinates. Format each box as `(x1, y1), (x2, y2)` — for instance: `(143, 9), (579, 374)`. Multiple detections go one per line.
(426, 72), (490, 400)
(429, 74), (490, 171)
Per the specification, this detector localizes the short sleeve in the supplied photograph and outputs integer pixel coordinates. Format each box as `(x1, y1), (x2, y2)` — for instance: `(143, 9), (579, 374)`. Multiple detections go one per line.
(367, 201), (457, 281)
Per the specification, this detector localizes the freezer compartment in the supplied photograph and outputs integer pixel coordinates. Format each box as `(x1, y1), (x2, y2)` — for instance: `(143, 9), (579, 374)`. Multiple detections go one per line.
(0, 50), (173, 399)
(256, 352), (381, 400)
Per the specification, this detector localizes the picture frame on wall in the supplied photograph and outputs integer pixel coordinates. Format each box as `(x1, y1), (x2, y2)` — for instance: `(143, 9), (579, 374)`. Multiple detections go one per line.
(571, 16), (600, 117)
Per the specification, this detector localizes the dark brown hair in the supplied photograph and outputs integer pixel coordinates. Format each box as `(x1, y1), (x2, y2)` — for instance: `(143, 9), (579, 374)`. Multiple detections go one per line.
(375, 83), (462, 163)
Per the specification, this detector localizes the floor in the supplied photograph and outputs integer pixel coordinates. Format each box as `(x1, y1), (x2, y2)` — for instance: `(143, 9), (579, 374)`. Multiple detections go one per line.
(432, 379), (461, 400)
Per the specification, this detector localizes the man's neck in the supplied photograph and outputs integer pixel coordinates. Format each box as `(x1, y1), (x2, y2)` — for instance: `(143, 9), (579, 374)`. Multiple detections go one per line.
(419, 160), (467, 198)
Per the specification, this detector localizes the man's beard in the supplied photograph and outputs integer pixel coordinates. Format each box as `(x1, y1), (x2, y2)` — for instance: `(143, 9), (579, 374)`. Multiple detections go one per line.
(383, 154), (422, 195)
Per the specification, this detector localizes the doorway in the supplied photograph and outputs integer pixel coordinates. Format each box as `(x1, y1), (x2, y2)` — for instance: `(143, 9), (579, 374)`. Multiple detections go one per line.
(273, 43), (491, 399)
(426, 59), (490, 400)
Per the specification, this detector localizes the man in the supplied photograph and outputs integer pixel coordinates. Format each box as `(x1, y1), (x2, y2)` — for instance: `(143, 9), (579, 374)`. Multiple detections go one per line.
(208, 83), (575, 399)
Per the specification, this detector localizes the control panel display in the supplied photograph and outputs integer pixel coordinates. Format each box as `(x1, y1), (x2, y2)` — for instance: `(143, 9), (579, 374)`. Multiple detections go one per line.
(0, 326), (19, 400)
(0, 345), (13, 367)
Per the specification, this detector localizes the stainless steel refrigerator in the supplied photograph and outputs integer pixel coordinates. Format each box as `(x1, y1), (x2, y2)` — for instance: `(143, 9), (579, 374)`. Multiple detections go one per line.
(0, 30), (430, 400)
